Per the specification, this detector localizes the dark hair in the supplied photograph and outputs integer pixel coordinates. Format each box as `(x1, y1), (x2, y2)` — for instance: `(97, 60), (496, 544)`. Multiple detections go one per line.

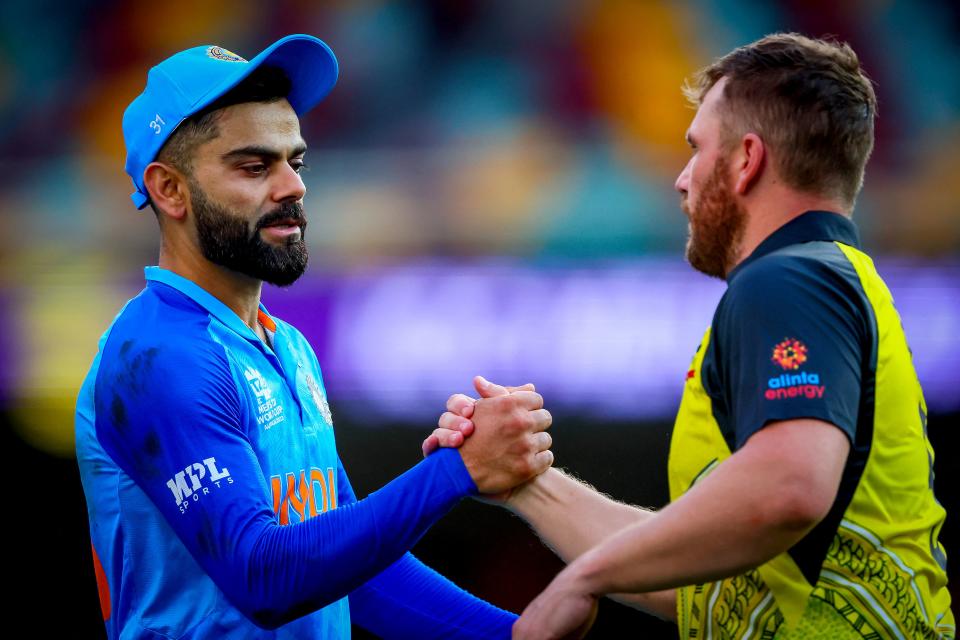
(149, 65), (291, 213)
(684, 33), (877, 207)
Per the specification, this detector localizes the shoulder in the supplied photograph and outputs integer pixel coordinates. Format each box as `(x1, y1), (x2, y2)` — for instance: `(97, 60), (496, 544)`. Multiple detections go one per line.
(270, 313), (324, 368)
(269, 313), (315, 353)
(720, 242), (868, 322)
(96, 286), (238, 403)
(270, 314), (308, 344)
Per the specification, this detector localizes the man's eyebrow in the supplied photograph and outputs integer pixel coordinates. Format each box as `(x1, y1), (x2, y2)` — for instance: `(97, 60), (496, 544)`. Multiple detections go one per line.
(221, 142), (308, 162)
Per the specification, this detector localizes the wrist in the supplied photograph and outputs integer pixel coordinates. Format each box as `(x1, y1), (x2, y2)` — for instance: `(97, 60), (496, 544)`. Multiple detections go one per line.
(566, 547), (611, 599)
(505, 467), (559, 514)
(434, 447), (479, 496)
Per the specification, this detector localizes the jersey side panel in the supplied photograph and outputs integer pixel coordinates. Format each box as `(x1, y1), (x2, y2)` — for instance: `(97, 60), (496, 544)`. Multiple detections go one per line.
(830, 243), (954, 638)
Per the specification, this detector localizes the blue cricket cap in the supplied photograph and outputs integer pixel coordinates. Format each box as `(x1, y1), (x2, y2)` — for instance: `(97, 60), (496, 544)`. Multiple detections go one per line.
(123, 34), (338, 209)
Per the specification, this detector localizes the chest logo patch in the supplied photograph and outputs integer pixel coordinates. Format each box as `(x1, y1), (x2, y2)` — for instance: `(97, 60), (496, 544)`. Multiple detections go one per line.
(244, 366), (285, 429)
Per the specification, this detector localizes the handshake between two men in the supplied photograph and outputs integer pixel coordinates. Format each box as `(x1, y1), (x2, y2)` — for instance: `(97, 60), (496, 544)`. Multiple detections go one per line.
(421, 376), (609, 640)
(423, 376), (555, 499)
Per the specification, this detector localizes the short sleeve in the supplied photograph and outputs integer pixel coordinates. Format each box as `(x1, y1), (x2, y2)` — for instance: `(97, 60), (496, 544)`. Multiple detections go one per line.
(714, 253), (867, 449)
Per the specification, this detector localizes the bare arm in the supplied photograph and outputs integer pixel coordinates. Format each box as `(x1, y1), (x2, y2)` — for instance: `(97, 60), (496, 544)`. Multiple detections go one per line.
(513, 418), (850, 639)
(429, 381), (675, 619)
(506, 469), (677, 620)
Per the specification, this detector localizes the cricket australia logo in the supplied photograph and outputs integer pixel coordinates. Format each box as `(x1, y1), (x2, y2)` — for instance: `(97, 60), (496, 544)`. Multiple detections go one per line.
(166, 457), (233, 514)
(245, 366), (285, 430)
(305, 374), (334, 426)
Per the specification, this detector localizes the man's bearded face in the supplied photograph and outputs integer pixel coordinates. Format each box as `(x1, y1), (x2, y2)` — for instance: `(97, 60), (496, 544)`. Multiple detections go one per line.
(191, 179), (308, 287)
(681, 157), (746, 279)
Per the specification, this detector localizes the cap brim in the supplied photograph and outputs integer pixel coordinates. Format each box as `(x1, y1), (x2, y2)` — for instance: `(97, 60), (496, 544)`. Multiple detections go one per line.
(250, 34), (339, 115)
(189, 34), (339, 122)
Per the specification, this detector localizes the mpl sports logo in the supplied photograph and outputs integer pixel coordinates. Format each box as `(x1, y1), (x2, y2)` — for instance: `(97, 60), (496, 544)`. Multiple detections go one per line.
(166, 457), (233, 514)
(765, 338), (825, 400)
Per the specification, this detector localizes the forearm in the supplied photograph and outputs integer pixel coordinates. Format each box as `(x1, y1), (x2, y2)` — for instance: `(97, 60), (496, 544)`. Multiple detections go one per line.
(229, 449), (477, 628)
(508, 468), (653, 559)
(350, 553), (516, 639)
(562, 420), (849, 600)
(507, 468), (676, 620)
(565, 454), (817, 600)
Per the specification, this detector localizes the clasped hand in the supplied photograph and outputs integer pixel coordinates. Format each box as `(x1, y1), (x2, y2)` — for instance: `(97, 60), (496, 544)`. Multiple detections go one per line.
(423, 376), (553, 498)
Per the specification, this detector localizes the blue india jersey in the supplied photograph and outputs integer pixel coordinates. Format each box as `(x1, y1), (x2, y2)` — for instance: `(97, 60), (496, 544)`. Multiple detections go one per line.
(76, 267), (514, 639)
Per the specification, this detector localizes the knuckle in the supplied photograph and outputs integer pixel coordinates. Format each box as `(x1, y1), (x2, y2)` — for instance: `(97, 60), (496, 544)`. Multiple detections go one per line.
(517, 411), (536, 431)
(509, 416), (528, 434)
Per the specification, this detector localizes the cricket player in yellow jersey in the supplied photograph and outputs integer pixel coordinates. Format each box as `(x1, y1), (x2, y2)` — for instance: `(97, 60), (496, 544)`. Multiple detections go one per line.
(428, 33), (954, 639)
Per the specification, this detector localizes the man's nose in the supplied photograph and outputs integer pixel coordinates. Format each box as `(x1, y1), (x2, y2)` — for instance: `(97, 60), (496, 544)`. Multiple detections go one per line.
(675, 159), (692, 194)
(272, 163), (307, 203)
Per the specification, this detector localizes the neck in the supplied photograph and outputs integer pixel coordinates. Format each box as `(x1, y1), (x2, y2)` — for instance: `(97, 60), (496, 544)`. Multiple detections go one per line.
(158, 244), (264, 333)
(731, 188), (849, 272)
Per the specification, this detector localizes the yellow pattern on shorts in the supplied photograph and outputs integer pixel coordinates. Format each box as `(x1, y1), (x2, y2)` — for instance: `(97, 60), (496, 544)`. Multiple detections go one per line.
(668, 243), (954, 639)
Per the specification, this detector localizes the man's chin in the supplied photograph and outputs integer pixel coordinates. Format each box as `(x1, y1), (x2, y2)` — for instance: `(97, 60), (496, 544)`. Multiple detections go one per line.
(262, 273), (305, 287)
(685, 241), (725, 279)
(215, 249), (308, 287)
(258, 260), (308, 287)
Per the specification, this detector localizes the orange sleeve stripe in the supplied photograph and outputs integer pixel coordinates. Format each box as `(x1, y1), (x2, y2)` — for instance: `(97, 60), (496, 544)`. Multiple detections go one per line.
(91, 542), (112, 621)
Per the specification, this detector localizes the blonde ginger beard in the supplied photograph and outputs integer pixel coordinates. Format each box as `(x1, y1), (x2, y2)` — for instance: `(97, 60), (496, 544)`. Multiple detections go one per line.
(682, 157), (747, 279)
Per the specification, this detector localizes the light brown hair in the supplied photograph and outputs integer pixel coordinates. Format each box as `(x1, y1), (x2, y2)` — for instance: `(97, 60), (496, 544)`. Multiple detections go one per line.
(684, 33), (877, 207)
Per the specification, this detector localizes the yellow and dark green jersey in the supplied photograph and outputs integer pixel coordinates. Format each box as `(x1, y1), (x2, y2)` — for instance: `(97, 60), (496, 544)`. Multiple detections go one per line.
(668, 211), (954, 639)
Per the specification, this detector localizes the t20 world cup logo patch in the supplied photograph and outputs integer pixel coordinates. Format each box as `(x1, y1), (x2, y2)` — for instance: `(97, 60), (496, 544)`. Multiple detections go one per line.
(207, 46), (247, 62)
(772, 338), (808, 371)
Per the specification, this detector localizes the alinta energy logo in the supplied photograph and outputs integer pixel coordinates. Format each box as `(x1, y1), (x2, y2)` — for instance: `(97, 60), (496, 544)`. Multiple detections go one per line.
(766, 338), (825, 400)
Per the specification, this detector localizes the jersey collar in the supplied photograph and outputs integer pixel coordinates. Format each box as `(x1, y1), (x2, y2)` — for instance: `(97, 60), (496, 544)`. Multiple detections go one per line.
(144, 266), (276, 342)
(726, 210), (861, 282)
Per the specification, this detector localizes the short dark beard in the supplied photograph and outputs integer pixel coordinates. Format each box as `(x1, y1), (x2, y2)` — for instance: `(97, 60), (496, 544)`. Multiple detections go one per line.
(681, 159), (746, 279)
(191, 181), (308, 286)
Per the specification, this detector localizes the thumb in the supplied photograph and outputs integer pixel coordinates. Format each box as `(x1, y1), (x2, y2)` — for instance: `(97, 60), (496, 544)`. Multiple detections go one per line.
(474, 375), (509, 398)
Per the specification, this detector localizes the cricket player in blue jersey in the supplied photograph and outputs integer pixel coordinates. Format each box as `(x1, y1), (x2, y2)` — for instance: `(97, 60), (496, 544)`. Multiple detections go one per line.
(75, 35), (554, 639)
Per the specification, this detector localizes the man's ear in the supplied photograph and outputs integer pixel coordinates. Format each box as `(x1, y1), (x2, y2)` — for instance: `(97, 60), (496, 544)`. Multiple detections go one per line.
(732, 133), (765, 195)
(143, 162), (189, 220)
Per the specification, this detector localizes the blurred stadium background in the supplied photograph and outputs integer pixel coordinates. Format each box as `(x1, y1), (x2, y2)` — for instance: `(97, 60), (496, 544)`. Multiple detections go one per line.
(2, 0), (958, 637)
